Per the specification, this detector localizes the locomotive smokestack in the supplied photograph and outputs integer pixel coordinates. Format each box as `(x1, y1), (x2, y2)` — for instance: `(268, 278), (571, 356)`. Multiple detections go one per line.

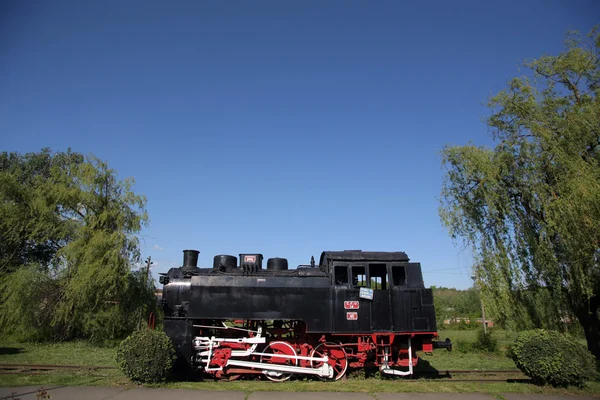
(182, 249), (200, 271)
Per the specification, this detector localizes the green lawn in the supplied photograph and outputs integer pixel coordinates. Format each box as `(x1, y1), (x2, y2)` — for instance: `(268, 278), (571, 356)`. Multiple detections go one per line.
(417, 350), (517, 371)
(1, 333), (598, 397)
(436, 328), (518, 351)
(162, 379), (600, 397)
(0, 339), (117, 366)
(2, 373), (599, 398)
(1, 331), (516, 371)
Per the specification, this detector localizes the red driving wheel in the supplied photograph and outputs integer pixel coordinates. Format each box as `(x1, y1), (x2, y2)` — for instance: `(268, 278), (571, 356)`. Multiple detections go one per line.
(260, 341), (298, 382)
(310, 342), (348, 381)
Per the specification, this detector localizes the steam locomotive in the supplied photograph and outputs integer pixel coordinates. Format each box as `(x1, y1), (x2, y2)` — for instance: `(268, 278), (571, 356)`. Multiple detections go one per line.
(159, 249), (451, 381)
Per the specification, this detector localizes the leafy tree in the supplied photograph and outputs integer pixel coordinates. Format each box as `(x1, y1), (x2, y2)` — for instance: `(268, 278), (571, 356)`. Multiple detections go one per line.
(0, 148), (84, 273)
(52, 156), (149, 339)
(439, 27), (600, 358)
(0, 149), (152, 341)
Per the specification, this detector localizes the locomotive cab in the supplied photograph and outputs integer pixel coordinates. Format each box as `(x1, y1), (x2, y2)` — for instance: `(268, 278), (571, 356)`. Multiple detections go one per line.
(323, 251), (436, 334)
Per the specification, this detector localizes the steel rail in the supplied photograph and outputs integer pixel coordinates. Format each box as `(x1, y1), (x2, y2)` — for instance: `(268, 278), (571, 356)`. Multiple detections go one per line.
(0, 364), (115, 372)
(0, 363), (528, 383)
(404, 378), (531, 383)
(420, 369), (522, 374)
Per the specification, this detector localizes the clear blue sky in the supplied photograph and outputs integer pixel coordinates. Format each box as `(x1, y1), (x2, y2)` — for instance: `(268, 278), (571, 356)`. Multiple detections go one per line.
(2, 1), (597, 289)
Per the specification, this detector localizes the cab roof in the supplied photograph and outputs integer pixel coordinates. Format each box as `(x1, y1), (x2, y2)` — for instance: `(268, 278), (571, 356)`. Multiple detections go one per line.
(319, 250), (410, 266)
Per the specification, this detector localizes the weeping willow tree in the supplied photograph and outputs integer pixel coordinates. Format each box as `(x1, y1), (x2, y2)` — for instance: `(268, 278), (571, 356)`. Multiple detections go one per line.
(0, 149), (154, 342)
(439, 27), (600, 358)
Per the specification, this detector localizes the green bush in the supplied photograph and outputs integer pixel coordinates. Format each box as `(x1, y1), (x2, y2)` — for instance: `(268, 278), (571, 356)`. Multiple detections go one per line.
(455, 329), (498, 353)
(474, 329), (498, 353)
(455, 339), (476, 353)
(510, 329), (596, 388)
(116, 329), (176, 383)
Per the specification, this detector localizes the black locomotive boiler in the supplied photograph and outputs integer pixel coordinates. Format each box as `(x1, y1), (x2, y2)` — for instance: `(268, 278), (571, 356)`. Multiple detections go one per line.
(159, 249), (451, 381)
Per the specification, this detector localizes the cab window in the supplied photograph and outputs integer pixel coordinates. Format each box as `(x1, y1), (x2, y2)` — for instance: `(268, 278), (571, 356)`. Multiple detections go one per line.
(334, 265), (349, 285)
(369, 263), (388, 290)
(392, 266), (406, 286)
(352, 266), (367, 287)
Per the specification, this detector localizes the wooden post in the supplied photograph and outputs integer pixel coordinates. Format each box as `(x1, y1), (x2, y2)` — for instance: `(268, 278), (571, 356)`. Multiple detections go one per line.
(144, 256), (153, 288)
(138, 256), (153, 329)
(472, 266), (487, 334)
(480, 294), (487, 334)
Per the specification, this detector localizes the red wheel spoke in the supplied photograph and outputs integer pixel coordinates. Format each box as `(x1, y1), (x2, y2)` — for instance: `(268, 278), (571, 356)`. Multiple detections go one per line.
(260, 341), (297, 382)
(310, 342), (348, 381)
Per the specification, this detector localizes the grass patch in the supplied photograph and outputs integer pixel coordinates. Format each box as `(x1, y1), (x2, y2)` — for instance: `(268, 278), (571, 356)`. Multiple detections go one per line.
(1, 332), (514, 371)
(1, 334), (598, 397)
(161, 378), (600, 396)
(437, 329), (517, 352)
(0, 337), (124, 388)
(417, 350), (517, 371)
(2, 374), (599, 397)
(0, 370), (128, 388)
(0, 338), (117, 367)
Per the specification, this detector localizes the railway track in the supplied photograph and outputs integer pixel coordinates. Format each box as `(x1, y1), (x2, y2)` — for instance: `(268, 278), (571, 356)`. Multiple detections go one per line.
(0, 364), (115, 375)
(407, 369), (530, 383)
(0, 364), (528, 382)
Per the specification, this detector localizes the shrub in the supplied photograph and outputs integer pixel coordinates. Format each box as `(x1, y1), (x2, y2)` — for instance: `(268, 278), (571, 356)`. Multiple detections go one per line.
(455, 329), (498, 354)
(116, 329), (176, 383)
(455, 340), (473, 353)
(474, 329), (498, 353)
(510, 329), (596, 388)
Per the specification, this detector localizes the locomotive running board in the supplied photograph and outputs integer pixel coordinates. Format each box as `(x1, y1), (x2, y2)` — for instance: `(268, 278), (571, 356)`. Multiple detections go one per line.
(379, 337), (414, 377)
(225, 359), (334, 378)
